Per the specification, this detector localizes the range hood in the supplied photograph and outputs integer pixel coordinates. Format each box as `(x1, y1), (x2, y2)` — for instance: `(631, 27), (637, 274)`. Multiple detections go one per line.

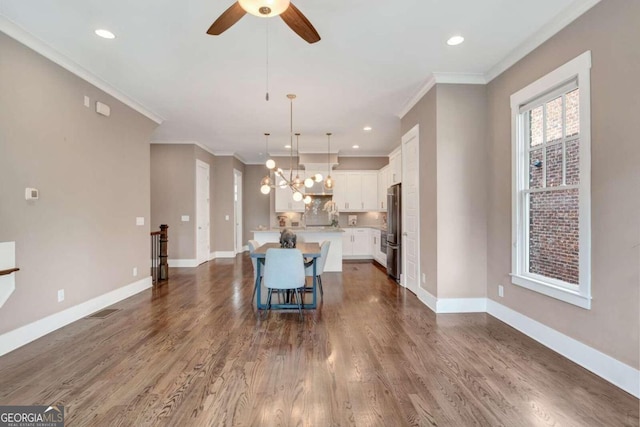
(300, 159), (338, 195)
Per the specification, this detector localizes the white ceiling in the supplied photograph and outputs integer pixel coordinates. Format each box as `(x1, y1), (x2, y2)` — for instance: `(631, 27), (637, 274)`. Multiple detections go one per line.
(0, 0), (595, 163)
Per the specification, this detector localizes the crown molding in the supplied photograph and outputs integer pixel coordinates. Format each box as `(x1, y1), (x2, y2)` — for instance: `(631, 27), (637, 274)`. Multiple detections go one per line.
(0, 16), (164, 124)
(398, 0), (601, 117)
(151, 140), (218, 157)
(397, 74), (436, 119)
(432, 72), (487, 84)
(485, 0), (601, 82)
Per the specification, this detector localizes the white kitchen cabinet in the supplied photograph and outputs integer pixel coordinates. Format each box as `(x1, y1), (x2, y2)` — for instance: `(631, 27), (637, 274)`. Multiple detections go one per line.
(331, 171), (348, 210)
(342, 228), (372, 259)
(389, 148), (402, 185)
(377, 165), (389, 212)
(371, 229), (387, 267)
(275, 184), (304, 212)
(331, 171), (379, 212)
(361, 172), (378, 211)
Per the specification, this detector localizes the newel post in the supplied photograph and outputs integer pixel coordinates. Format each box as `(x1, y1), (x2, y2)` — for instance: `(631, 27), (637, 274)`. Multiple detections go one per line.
(159, 224), (169, 281)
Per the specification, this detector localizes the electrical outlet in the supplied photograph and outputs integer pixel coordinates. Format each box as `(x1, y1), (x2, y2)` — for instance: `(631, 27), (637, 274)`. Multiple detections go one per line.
(57, 289), (65, 302)
(422, 273), (426, 284)
(133, 267), (138, 277)
(498, 285), (504, 298)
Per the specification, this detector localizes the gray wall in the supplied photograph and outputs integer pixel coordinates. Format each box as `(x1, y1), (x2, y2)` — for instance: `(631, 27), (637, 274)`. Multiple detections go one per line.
(485, 0), (639, 368)
(243, 165), (271, 243)
(211, 156), (244, 252)
(335, 156), (388, 170)
(401, 85), (487, 299)
(150, 144), (197, 259)
(436, 84), (488, 299)
(0, 32), (157, 333)
(150, 146), (242, 259)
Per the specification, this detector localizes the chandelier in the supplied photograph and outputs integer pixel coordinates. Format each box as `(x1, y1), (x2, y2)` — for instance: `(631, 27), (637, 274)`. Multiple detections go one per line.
(259, 94), (325, 204)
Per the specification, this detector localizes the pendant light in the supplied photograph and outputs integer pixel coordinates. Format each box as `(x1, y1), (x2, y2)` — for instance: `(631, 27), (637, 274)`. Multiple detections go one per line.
(264, 131), (275, 170)
(260, 133), (273, 194)
(293, 133), (304, 189)
(324, 132), (334, 190)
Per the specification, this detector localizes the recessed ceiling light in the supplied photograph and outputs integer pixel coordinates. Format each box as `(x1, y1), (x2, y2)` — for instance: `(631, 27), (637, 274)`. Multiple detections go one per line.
(363, 126), (372, 131)
(95, 29), (116, 39)
(352, 145), (360, 149)
(284, 145), (291, 149)
(447, 35), (464, 46)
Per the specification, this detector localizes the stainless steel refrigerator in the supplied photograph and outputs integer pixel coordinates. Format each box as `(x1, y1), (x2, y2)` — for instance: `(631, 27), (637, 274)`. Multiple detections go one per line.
(386, 183), (401, 282)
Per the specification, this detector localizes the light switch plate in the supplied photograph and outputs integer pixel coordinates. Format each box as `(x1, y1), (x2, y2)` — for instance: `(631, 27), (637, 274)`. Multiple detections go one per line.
(84, 95), (90, 107)
(225, 215), (230, 221)
(136, 217), (144, 226)
(498, 285), (504, 297)
(181, 215), (190, 222)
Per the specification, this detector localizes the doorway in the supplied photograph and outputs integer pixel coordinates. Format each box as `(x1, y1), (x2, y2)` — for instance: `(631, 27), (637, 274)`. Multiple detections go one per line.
(196, 160), (210, 265)
(402, 125), (420, 295)
(233, 169), (243, 254)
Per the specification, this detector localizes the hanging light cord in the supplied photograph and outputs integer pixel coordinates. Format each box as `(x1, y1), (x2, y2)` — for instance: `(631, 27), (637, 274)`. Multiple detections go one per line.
(265, 21), (269, 101)
(289, 96), (294, 180)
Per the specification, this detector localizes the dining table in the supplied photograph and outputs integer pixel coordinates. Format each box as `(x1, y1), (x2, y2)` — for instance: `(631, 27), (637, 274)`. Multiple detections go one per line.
(250, 242), (321, 310)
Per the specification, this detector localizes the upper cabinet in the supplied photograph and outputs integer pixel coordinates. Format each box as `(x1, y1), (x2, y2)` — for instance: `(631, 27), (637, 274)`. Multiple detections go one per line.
(377, 165), (389, 211)
(332, 171), (378, 212)
(275, 184), (305, 212)
(389, 147), (402, 185)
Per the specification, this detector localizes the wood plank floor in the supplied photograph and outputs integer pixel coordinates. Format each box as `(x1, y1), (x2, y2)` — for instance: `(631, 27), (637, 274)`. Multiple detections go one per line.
(0, 255), (637, 426)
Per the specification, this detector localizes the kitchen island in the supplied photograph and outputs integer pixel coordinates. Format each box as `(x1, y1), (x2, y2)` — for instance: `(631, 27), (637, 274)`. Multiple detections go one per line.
(252, 228), (344, 272)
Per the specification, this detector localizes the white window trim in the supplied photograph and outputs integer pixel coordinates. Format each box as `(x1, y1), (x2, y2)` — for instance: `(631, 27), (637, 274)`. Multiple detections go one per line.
(510, 51), (592, 309)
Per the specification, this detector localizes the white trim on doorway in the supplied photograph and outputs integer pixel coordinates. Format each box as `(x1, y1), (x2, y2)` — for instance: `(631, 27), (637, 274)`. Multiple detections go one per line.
(233, 169), (243, 255)
(195, 159), (210, 265)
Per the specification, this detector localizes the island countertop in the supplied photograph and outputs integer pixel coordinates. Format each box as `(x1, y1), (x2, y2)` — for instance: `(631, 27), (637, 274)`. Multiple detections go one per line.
(252, 229), (343, 271)
(252, 227), (345, 233)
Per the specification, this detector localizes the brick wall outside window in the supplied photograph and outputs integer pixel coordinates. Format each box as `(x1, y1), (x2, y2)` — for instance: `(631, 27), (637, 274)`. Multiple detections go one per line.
(526, 89), (580, 285)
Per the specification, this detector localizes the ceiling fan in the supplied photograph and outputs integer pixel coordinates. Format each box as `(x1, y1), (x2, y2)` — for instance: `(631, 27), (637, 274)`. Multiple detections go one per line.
(206, 0), (321, 44)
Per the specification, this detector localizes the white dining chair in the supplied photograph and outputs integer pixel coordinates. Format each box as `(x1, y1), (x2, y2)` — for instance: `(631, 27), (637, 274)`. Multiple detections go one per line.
(264, 248), (306, 319)
(304, 240), (330, 296)
(247, 240), (263, 303)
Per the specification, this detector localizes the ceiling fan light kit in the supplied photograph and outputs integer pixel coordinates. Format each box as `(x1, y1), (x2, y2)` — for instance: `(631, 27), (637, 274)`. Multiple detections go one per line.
(207, 1), (320, 44)
(238, 0), (290, 17)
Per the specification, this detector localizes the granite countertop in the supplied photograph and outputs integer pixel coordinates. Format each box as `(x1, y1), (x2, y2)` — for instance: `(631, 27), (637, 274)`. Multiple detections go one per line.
(252, 227), (345, 233)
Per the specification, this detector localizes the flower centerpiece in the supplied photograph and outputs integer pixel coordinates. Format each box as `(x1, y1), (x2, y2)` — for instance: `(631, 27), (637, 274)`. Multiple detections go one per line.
(323, 200), (340, 227)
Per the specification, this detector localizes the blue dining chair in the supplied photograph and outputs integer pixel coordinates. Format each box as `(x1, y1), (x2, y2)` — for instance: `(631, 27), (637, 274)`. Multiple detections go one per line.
(304, 241), (330, 297)
(263, 248), (306, 319)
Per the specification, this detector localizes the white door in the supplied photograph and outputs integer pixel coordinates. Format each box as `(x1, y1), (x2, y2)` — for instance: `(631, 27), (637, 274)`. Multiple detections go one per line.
(234, 169), (243, 254)
(402, 125), (420, 294)
(196, 160), (210, 265)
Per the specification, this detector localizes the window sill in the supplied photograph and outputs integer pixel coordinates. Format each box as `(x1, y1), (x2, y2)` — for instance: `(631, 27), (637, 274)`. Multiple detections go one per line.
(511, 274), (591, 309)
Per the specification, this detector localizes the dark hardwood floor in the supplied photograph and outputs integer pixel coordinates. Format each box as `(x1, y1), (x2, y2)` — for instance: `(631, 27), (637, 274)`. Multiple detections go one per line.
(0, 255), (637, 426)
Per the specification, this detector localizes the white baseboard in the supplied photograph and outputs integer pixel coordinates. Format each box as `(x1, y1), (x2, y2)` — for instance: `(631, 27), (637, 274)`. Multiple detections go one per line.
(0, 276), (152, 357)
(417, 287), (437, 312)
(168, 259), (198, 267)
(415, 288), (486, 313)
(212, 251), (235, 259)
(486, 299), (640, 398)
(411, 291), (639, 397)
(437, 297), (487, 313)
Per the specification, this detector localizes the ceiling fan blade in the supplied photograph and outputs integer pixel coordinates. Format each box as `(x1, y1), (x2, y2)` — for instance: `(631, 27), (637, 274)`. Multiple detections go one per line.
(206, 2), (246, 35)
(280, 2), (321, 44)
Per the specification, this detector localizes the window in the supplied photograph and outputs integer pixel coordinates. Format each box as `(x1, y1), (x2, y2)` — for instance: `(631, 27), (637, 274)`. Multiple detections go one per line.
(510, 51), (591, 309)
